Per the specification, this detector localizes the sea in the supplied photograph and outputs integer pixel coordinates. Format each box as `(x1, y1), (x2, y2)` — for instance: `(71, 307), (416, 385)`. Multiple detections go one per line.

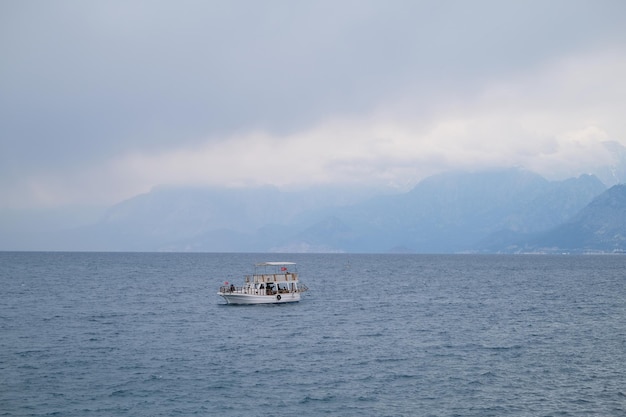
(1, 252), (625, 417)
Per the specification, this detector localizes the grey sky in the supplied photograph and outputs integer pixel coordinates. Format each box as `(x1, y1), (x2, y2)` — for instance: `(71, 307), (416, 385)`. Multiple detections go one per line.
(2, 0), (626, 208)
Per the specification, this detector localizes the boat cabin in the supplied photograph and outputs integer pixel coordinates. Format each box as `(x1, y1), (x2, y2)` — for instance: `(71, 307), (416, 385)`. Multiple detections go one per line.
(243, 262), (300, 295)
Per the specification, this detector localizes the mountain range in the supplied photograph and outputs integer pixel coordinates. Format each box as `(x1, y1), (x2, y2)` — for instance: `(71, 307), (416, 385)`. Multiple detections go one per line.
(15, 167), (623, 254)
(276, 170), (615, 253)
(504, 184), (626, 253)
(4, 138), (626, 253)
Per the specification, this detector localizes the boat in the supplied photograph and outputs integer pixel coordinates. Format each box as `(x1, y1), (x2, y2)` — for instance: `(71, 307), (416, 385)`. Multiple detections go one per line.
(217, 262), (308, 304)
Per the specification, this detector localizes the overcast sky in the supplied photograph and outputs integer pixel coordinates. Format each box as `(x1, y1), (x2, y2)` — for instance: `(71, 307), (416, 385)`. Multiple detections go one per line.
(2, 0), (626, 209)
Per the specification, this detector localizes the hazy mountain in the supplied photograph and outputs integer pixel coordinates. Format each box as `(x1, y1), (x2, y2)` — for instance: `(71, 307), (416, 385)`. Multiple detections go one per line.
(58, 185), (387, 251)
(595, 141), (626, 186)
(520, 184), (626, 253)
(4, 168), (617, 253)
(280, 169), (606, 253)
(3, 141), (625, 252)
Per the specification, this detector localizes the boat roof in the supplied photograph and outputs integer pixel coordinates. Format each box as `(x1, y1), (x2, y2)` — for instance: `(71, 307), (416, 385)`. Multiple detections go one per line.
(255, 262), (296, 266)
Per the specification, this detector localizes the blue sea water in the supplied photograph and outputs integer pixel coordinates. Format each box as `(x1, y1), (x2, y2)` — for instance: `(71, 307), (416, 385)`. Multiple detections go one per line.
(1, 252), (625, 416)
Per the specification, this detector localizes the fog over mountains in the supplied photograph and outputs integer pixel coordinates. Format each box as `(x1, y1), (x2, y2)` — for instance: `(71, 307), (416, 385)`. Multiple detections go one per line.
(3, 141), (626, 253)
(5, 169), (624, 254)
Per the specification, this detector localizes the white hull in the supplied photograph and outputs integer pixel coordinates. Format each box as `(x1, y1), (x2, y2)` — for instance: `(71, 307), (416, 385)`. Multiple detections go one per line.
(218, 292), (301, 305)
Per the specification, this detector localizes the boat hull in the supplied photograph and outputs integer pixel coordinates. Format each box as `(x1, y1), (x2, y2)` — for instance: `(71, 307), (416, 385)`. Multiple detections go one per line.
(218, 292), (301, 305)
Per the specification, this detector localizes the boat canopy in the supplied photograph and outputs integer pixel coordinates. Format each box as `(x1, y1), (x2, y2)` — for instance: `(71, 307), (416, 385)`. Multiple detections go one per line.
(255, 262), (296, 266)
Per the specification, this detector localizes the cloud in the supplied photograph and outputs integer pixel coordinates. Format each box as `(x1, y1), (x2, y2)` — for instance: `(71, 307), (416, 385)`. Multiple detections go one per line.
(105, 48), (626, 189)
(1, 1), (626, 208)
(10, 46), (621, 209)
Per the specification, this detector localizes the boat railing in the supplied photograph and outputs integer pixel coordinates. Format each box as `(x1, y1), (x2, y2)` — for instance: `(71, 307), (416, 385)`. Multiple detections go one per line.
(220, 285), (255, 294)
(219, 284), (308, 295)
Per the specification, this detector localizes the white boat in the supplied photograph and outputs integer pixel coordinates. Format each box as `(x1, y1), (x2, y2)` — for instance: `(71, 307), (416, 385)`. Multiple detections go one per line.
(218, 262), (308, 305)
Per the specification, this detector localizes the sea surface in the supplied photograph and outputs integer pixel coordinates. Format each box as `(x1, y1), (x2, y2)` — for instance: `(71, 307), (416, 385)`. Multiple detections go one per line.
(1, 252), (625, 416)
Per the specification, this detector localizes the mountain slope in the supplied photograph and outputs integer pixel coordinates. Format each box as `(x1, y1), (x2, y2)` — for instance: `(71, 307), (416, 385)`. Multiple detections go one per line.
(47, 169), (610, 253)
(526, 184), (626, 253)
(64, 185), (384, 251)
(281, 170), (606, 253)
